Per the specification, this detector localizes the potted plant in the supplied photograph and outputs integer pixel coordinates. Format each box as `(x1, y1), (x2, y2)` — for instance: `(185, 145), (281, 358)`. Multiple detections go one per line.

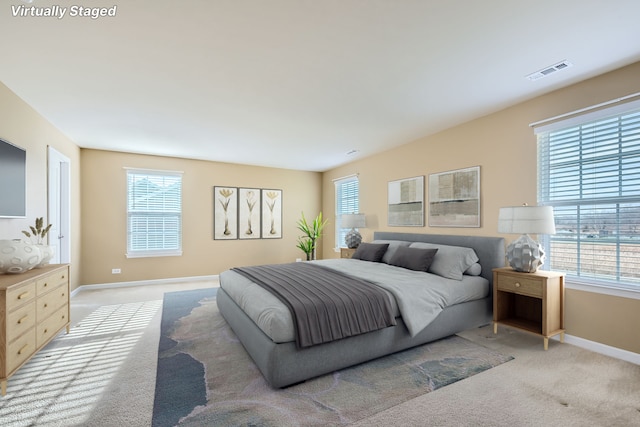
(296, 212), (328, 261)
(22, 217), (54, 268)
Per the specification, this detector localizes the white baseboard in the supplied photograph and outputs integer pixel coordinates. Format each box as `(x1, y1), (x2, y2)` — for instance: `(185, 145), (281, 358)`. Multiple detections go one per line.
(556, 334), (640, 365)
(71, 274), (219, 297)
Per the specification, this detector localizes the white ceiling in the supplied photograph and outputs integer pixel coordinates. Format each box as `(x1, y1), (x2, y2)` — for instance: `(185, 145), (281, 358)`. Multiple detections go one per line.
(2, 0), (640, 172)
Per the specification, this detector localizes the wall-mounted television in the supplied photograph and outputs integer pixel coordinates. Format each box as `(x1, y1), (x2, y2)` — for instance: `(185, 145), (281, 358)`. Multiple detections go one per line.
(0, 138), (27, 218)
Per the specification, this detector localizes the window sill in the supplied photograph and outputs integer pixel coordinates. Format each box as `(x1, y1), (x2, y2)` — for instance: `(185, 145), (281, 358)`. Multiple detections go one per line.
(565, 279), (640, 301)
(126, 250), (182, 259)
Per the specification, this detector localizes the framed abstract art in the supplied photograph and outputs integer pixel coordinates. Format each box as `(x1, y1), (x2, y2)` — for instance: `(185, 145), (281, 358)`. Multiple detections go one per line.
(428, 166), (480, 227)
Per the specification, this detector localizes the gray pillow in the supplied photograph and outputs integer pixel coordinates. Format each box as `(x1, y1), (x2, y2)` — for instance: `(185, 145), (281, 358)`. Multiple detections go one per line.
(388, 246), (438, 272)
(351, 242), (389, 263)
(408, 242), (479, 280)
(371, 239), (412, 264)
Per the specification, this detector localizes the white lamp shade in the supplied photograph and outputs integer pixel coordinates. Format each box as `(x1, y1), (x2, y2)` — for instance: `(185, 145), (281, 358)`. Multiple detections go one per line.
(342, 213), (366, 229)
(498, 206), (556, 235)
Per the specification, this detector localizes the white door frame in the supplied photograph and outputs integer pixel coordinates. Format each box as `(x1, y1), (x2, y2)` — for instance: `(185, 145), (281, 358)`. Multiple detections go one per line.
(48, 146), (71, 264)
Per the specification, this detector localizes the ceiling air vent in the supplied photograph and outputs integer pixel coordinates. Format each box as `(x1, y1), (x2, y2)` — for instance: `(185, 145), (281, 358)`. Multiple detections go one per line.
(526, 60), (573, 81)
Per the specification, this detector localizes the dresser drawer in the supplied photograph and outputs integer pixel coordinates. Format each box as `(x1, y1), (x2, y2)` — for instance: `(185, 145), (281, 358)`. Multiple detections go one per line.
(36, 283), (69, 320)
(37, 305), (69, 348)
(496, 274), (543, 298)
(7, 301), (36, 343)
(6, 329), (36, 375)
(36, 270), (69, 295)
(6, 282), (36, 308)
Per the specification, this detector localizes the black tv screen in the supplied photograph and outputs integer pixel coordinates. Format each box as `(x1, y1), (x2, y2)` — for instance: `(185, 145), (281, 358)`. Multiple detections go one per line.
(0, 139), (27, 218)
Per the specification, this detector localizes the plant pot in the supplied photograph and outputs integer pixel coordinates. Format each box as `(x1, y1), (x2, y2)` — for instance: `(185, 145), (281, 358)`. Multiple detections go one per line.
(0, 240), (43, 274)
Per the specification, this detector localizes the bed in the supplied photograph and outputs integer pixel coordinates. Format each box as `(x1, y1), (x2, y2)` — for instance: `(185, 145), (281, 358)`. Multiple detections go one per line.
(217, 231), (505, 388)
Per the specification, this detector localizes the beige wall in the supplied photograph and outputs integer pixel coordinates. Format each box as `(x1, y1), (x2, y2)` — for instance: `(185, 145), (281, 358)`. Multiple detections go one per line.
(0, 82), (82, 290)
(80, 149), (321, 285)
(3, 58), (639, 354)
(322, 62), (640, 354)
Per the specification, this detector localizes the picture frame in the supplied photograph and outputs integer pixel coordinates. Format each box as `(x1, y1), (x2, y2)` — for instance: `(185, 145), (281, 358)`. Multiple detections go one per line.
(238, 188), (261, 239)
(388, 176), (424, 226)
(261, 189), (282, 239)
(213, 186), (238, 239)
(428, 166), (480, 227)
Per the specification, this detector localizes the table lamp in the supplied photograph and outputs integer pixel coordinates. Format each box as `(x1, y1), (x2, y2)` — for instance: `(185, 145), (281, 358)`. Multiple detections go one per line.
(342, 213), (366, 248)
(498, 205), (556, 273)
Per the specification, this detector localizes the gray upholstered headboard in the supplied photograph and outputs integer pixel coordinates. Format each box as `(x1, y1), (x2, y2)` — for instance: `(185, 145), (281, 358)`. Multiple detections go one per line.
(372, 232), (506, 288)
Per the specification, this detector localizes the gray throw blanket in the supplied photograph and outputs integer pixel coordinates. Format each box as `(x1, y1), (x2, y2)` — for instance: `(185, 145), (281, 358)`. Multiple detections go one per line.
(232, 262), (396, 348)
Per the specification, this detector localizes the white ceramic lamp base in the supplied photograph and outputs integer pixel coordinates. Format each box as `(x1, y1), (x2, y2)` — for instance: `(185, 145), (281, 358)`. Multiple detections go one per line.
(506, 234), (546, 273)
(345, 229), (362, 249)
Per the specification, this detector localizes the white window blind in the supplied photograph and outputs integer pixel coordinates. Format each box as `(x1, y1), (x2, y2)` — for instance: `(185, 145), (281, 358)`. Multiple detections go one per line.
(334, 175), (359, 249)
(536, 102), (640, 289)
(127, 169), (183, 257)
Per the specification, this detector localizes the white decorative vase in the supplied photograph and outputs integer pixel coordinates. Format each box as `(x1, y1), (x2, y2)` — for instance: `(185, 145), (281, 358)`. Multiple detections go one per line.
(35, 244), (54, 268)
(0, 240), (43, 274)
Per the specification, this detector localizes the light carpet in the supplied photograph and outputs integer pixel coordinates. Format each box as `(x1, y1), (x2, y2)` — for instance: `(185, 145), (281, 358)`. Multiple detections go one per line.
(0, 299), (163, 427)
(152, 288), (513, 426)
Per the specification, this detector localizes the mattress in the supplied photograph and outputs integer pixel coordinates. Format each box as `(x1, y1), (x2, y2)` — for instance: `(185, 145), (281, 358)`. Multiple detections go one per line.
(219, 258), (489, 344)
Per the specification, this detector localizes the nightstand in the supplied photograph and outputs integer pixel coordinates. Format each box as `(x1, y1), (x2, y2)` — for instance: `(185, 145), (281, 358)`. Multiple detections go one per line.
(493, 267), (565, 350)
(340, 247), (356, 259)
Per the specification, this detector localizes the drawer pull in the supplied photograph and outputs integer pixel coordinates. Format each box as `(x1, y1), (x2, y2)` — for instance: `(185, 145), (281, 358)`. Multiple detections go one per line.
(43, 328), (48, 334)
(515, 282), (521, 287)
(44, 303), (48, 308)
(18, 344), (29, 355)
(18, 291), (30, 300)
(43, 282), (48, 288)
(17, 315), (28, 324)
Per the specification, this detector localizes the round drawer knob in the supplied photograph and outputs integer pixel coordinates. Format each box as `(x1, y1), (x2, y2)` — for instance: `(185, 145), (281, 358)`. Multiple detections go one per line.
(515, 282), (521, 287)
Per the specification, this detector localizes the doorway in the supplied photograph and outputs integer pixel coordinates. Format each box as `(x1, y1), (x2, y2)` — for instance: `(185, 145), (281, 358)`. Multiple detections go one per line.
(48, 146), (71, 264)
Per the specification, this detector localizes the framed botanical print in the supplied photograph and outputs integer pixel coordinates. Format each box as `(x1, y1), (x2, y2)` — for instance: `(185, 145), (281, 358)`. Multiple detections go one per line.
(238, 188), (261, 239)
(213, 186), (238, 239)
(261, 189), (282, 239)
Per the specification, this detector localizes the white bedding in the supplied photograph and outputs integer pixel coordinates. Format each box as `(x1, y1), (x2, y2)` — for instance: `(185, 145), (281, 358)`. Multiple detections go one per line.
(219, 258), (489, 343)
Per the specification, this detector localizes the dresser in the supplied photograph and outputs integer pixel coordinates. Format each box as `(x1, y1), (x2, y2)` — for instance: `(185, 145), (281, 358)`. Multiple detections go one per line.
(0, 264), (70, 396)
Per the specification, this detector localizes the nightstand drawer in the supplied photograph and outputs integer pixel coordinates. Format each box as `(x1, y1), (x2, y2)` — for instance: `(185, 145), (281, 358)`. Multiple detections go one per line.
(496, 274), (543, 298)
(340, 248), (356, 259)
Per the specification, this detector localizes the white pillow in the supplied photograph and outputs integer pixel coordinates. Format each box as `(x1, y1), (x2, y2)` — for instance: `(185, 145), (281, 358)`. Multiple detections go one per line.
(408, 242), (479, 280)
(464, 262), (482, 276)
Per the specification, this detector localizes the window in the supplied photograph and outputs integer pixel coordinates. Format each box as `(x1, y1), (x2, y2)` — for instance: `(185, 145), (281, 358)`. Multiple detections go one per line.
(126, 169), (182, 257)
(536, 101), (640, 290)
(334, 175), (359, 249)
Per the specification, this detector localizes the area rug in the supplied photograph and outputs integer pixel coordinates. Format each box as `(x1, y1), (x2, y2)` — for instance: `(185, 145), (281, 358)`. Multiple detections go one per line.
(152, 288), (513, 427)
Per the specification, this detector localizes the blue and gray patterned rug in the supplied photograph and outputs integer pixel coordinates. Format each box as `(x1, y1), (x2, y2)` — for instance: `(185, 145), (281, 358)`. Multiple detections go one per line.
(152, 288), (513, 426)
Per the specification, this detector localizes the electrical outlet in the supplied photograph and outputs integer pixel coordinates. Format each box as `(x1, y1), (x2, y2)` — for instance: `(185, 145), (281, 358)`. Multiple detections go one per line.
(112, 268), (121, 274)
